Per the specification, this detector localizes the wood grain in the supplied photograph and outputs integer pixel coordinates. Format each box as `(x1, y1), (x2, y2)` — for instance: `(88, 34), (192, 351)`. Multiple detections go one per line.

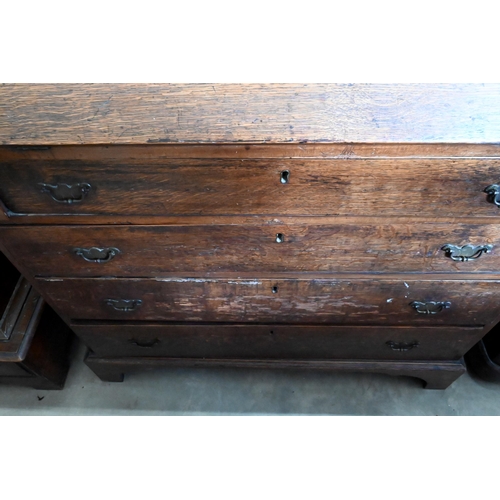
(2, 157), (500, 219)
(2, 84), (498, 390)
(2, 143), (500, 161)
(1, 84), (500, 144)
(35, 277), (500, 326)
(73, 322), (484, 361)
(4, 222), (500, 276)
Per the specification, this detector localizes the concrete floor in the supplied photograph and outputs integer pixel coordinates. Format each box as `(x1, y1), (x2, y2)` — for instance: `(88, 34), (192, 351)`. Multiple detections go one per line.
(0, 340), (499, 415)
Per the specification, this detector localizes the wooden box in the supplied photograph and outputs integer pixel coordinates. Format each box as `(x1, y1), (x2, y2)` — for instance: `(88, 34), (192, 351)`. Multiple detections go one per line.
(0, 252), (73, 390)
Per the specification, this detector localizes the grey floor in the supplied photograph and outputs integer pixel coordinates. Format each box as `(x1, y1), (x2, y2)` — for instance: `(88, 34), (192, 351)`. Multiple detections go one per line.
(1, 340), (500, 415)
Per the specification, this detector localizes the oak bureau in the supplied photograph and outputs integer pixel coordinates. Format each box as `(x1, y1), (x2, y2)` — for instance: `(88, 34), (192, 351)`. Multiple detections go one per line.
(1, 83), (500, 389)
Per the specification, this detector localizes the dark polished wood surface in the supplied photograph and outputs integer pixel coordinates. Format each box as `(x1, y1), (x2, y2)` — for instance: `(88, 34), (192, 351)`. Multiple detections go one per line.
(0, 252), (73, 389)
(73, 323), (484, 361)
(3, 222), (500, 276)
(1, 154), (500, 219)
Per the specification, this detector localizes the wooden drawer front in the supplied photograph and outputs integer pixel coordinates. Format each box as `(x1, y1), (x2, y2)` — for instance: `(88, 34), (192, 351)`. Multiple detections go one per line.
(73, 323), (485, 361)
(37, 277), (500, 326)
(3, 223), (500, 277)
(2, 158), (500, 218)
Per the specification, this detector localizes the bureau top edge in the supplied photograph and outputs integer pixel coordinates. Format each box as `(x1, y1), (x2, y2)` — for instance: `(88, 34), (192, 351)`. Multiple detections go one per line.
(2, 143), (500, 160)
(1, 84), (500, 145)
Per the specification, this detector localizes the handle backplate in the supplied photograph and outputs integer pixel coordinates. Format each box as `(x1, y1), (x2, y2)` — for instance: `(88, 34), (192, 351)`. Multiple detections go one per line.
(441, 243), (493, 261)
(129, 338), (160, 348)
(485, 184), (500, 207)
(410, 301), (451, 314)
(74, 247), (120, 263)
(105, 299), (142, 312)
(386, 341), (420, 352)
(39, 182), (91, 204)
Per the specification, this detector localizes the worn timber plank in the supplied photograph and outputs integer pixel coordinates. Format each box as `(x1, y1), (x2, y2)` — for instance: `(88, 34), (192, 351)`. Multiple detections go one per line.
(1, 84), (500, 145)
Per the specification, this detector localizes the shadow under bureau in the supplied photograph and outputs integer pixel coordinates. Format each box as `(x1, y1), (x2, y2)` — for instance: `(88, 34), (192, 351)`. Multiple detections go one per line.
(1, 84), (500, 389)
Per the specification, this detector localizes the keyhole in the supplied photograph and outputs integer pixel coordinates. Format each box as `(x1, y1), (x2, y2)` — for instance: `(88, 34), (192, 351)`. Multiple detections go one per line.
(276, 233), (284, 243)
(272, 286), (278, 294)
(280, 170), (290, 184)
(269, 330), (274, 335)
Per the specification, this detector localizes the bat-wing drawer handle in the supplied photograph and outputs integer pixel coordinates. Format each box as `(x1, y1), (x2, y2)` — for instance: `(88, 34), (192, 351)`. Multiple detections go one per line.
(74, 247), (120, 263)
(105, 299), (142, 312)
(129, 338), (160, 348)
(39, 182), (91, 204)
(484, 184), (500, 206)
(441, 244), (493, 261)
(410, 301), (451, 314)
(386, 341), (420, 352)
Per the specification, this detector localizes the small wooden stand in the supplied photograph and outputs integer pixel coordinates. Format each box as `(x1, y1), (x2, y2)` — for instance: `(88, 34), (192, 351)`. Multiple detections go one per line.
(0, 253), (73, 390)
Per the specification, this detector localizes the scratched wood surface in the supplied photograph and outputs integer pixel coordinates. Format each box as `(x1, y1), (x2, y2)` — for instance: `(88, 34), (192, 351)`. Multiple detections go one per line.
(1, 157), (500, 219)
(35, 277), (500, 326)
(3, 223), (500, 276)
(1, 84), (500, 144)
(72, 323), (484, 361)
(2, 143), (500, 161)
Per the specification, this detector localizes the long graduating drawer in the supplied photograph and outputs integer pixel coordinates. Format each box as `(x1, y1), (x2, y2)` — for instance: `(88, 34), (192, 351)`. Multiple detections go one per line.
(2, 223), (500, 276)
(2, 158), (500, 218)
(36, 277), (500, 326)
(72, 323), (485, 361)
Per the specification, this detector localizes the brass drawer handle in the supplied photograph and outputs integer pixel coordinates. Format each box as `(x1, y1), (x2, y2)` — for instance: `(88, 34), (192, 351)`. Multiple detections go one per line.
(74, 247), (120, 263)
(129, 338), (160, 348)
(105, 299), (142, 312)
(410, 301), (451, 314)
(386, 341), (419, 352)
(441, 244), (493, 261)
(484, 184), (500, 206)
(39, 182), (91, 204)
